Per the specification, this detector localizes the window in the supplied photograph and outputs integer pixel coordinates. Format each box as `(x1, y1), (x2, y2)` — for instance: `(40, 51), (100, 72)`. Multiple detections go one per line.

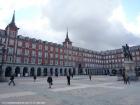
(55, 54), (58, 58)
(132, 52), (135, 56)
(60, 49), (63, 53)
(8, 47), (14, 54)
(38, 59), (42, 64)
(25, 49), (29, 56)
(60, 55), (63, 59)
(24, 57), (29, 64)
(9, 39), (14, 46)
(18, 41), (22, 47)
(50, 60), (53, 65)
(39, 44), (42, 50)
(7, 56), (13, 63)
(32, 51), (36, 57)
(50, 53), (53, 58)
(136, 51), (139, 55)
(60, 61), (63, 65)
(55, 60), (58, 65)
(55, 48), (58, 53)
(38, 51), (42, 57)
(50, 46), (53, 52)
(32, 44), (36, 49)
(45, 52), (48, 58)
(25, 42), (29, 48)
(17, 48), (22, 55)
(31, 58), (35, 64)
(45, 45), (48, 51)
(16, 57), (21, 63)
(1, 38), (5, 43)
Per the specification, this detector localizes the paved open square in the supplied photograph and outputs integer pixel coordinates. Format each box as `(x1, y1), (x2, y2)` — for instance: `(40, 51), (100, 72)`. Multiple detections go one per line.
(0, 76), (140, 105)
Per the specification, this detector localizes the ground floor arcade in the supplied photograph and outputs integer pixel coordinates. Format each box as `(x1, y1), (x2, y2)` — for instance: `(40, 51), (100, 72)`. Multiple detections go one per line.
(2, 63), (140, 77)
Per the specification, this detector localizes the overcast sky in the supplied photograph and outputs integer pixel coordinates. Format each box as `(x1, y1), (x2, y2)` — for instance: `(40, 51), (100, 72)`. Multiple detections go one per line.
(0, 0), (140, 51)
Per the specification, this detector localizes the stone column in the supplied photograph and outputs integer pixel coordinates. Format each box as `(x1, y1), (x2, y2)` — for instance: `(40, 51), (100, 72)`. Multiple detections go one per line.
(75, 68), (78, 75)
(12, 66), (16, 75)
(41, 68), (44, 76)
(48, 67), (50, 76)
(28, 67), (31, 76)
(20, 67), (24, 77)
(2, 65), (6, 77)
(34, 68), (37, 76)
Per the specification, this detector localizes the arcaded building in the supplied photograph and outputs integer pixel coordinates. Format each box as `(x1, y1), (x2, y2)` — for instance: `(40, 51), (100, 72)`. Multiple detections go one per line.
(0, 13), (140, 77)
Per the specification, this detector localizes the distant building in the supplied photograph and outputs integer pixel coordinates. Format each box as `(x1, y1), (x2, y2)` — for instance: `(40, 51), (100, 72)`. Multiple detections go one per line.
(0, 12), (140, 77)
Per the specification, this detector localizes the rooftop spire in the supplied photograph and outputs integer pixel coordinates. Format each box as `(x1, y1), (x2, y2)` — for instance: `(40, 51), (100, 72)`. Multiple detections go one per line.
(5, 10), (19, 31)
(63, 27), (72, 44)
(11, 10), (15, 24)
(66, 27), (69, 40)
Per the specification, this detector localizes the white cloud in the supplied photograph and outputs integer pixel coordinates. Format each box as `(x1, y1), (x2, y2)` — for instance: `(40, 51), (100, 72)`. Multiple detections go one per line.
(109, 5), (140, 37)
(1, 0), (140, 50)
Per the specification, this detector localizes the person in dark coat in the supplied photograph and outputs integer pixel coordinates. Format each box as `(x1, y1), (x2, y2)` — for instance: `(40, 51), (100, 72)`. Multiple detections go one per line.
(122, 73), (126, 84)
(89, 74), (92, 80)
(47, 76), (53, 88)
(33, 75), (37, 82)
(67, 75), (71, 85)
(9, 74), (15, 86)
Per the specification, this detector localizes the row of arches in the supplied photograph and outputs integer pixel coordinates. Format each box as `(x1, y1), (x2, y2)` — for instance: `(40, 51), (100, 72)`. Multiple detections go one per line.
(5, 66), (140, 77)
(4, 66), (77, 77)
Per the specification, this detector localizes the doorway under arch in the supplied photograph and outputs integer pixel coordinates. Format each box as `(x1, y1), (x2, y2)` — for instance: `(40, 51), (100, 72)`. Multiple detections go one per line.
(30, 67), (35, 76)
(5, 66), (12, 77)
(37, 68), (41, 76)
(15, 67), (20, 77)
(50, 68), (53, 76)
(23, 67), (28, 77)
(44, 68), (47, 76)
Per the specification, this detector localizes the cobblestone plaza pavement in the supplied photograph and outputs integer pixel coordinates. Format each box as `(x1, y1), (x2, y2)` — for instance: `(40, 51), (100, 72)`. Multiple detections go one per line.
(0, 76), (140, 105)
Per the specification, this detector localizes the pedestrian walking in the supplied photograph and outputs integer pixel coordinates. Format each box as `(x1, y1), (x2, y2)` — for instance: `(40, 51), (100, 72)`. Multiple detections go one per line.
(122, 73), (126, 84)
(9, 74), (15, 86)
(125, 74), (130, 84)
(47, 76), (53, 88)
(89, 74), (91, 80)
(33, 75), (37, 82)
(67, 75), (71, 85)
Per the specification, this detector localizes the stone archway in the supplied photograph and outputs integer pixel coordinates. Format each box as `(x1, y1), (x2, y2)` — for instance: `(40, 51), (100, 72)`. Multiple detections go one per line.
(30, 67), (35, 76)
(44, 68), (47, 76)
(23, 67), (28, 77)
(15, 67), (20, 77)
(55, 68), (58, 76)
(37, 68), (41, 76)
(5, 66), (12, 77)
(60, 68), (63, 76)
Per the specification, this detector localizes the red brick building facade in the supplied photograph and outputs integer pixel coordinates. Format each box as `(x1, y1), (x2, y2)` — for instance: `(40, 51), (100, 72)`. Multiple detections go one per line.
(0, 12), (140, 77)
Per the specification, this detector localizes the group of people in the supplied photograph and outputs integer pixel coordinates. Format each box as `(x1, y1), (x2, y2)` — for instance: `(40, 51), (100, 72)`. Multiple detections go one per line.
(8, 72), (93, 87)
(33, 74), (71, 88)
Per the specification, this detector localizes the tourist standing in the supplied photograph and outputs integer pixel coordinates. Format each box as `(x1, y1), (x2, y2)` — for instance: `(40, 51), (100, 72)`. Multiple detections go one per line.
(67, 75), (71, 85)
(47, 76), (53, 88)
(89, 74), (92, 80)
(33, 75), (37, 82)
